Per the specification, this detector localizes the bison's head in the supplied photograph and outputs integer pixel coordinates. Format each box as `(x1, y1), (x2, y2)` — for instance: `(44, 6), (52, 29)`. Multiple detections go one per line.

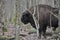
(21, 11), (30, 24)
(21, 11), (36, 29)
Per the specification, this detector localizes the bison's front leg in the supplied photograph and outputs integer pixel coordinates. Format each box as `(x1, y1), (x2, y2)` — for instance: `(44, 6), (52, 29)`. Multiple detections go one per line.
(38, 25), (47, 39)
(38, 25), (43, 39)
(42, 26), (47, 38)
(38, 28), (42, 39)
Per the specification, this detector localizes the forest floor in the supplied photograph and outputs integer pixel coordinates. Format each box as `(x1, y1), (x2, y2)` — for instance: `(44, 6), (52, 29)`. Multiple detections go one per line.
(19, 27), (60, 40)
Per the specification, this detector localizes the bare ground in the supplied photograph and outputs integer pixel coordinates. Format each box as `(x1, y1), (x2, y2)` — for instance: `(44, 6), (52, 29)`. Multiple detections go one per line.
(19, 28), (60, 40)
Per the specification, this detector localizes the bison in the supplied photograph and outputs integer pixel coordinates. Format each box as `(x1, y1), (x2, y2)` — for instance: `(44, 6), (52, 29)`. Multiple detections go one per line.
(21, 4), (59, 38)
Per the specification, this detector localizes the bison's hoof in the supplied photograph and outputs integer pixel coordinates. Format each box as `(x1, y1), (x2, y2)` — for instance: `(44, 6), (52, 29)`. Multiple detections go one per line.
(38, 36), (41, 39)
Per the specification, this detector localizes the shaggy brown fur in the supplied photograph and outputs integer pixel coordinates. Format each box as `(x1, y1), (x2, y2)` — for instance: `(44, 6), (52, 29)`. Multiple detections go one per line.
(21, 4), (59, 38)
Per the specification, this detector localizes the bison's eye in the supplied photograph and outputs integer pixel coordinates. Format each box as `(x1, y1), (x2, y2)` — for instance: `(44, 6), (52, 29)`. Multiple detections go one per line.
(23, 14), (28, 21)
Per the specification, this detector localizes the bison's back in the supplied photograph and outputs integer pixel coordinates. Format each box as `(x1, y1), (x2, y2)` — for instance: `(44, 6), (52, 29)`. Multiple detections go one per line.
(28, 4), (53, 14)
